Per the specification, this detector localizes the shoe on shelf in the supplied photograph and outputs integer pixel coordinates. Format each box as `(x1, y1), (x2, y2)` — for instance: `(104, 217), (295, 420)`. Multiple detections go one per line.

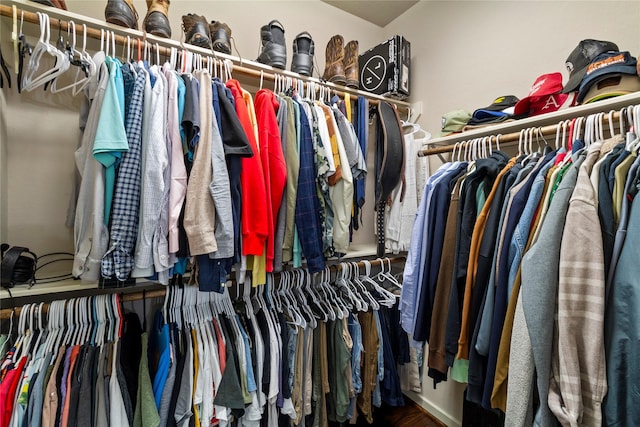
(344, 40), (359, 89)
(182, 13), (212, 49)
(209, 21), (232, 54)
(256, 20), (287, 69)
(31, 0), (68, 10)
(105, 0), (138, 30)
(323, 34), (346, 85)
(291, 31), (314, 76)
(143, 0), (171, 38)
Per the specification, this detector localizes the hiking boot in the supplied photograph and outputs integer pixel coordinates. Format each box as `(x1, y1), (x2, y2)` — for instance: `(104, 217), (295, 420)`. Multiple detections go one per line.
(344, 40), (359, 89)
(256, 20), (287, 69)
(143, 0), (171, 38)
(105, 0), (138, 30)
(323, 35), (346, 85)
(291, 32), (314, 76)
(182, 14), (211, 49)
(209, 21), (232, 54)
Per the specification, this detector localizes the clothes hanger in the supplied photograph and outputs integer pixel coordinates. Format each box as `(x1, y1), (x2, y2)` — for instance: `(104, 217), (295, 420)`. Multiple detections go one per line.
(630, 105), (640, 152)
(294, 269), (315, 327)
(13, 303), (31, 361)
(349, 263), (372, 311)
(304, 269), (327, 322)
(22, 12), (69, 92)
(50, 21), (90, 94)
(367, 259), (399, 307)
(285, 271), (306, 327)
(316, 267), (336, 321)
(351, 262), (378, 311)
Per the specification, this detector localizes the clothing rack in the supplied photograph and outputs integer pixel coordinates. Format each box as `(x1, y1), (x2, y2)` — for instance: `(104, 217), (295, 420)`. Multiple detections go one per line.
(0, 255), (406, 319)
(0, 0), (410, 109)
(419, 91), (640, 156)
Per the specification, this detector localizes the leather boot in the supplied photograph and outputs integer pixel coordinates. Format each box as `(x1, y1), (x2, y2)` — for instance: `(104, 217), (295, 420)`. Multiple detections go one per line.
(209, 21), (232, 54)
(256, 20), (287, 69)
(31, 0), (67, 10)
(143, 0), (171, 38)
(182, 14), (211, 49)
(105, 0), (138, 30)
(323, 35), (346, 85)
(291, 32), (314, 76)
(344, 40), (359, 89)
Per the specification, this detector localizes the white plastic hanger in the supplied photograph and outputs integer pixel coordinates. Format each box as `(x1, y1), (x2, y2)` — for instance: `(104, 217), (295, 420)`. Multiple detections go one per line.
(22, 12), (70, 92)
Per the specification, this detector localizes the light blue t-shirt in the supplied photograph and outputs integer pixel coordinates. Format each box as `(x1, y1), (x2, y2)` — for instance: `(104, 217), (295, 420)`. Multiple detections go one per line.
(94, 56), (128, 225)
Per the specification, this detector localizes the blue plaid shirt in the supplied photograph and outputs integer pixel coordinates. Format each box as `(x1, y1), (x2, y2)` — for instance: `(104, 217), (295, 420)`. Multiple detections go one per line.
(294, 100), (325, 272)
(101, 64), (145, 280)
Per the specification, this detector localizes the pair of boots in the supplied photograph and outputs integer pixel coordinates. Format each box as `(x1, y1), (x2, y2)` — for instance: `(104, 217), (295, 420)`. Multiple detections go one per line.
(256, 20), (315, 77)
(182, 14), (232, 55)
(105, 0), (171, 38)
(323, 35), (359, 89)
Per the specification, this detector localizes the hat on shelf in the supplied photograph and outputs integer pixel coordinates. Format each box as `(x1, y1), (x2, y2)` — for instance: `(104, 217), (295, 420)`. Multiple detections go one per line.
(562, 39), (619, 93)
(439, 109), (472, 137)
(582, 74), (640, 104)
(468, 95), (519, 125)
(514, 72), (574, 118)
(577, 51), (639, 103)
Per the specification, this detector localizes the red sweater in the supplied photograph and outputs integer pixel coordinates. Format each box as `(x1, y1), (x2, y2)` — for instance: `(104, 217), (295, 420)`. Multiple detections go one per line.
(254, 89), (287, 272)
(226, 80), (268, 256)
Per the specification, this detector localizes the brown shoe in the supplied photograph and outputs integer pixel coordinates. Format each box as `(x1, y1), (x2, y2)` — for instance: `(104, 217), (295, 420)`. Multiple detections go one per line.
(182, 14), (211, 49)
(323, 35), (346, 85)
(105, 0), (138, 30)
(209, 21), (232, 54)
(31, 0), (67, 10)
(344, 40), (359, 89)
(143, 0), (171, 38)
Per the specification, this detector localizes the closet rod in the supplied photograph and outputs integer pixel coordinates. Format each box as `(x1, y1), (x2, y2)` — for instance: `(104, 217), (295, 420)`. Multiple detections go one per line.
(419, 95), (640, 157)
(0, 256), (406, 319)
(0, 0), (410, 109)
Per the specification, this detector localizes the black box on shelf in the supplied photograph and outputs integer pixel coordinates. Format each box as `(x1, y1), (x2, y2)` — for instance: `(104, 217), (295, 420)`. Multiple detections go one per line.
(358, 35), (410, 99)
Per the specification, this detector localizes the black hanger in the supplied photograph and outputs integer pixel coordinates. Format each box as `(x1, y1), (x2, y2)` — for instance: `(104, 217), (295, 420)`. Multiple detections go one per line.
(17, 34), (32, 93)
(0, 46), (11, 89)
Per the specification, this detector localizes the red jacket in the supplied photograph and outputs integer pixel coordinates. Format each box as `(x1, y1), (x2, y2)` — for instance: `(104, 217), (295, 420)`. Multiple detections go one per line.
(254, 89), (287, 272)
(226, 80), (268, 256)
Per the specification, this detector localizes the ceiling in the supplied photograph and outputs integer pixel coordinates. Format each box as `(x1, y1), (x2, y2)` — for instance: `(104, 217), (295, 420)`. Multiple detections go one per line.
(321, 0), (419, 27)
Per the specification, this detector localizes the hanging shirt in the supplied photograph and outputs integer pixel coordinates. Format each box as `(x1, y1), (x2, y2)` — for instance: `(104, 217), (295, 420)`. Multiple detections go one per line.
(254, 89), (287, 273)
(319, 103), (353, 255)
(101, 63), (145, 281)
(93, 56), (128, 227)
(132, 64), (170, 281)
(73, 52), (109, 281)
(184, 69), (217, 256)
(164, 67), (188, 257)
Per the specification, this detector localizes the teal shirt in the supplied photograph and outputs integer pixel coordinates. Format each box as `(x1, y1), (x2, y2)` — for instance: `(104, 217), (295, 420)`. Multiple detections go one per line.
(94, 56), (128, 225)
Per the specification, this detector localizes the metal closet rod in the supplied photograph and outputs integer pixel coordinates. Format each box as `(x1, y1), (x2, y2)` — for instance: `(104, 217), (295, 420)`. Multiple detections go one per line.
(0, 256), (406, 319)
(419, 99), (640, 157)
(0, 1), (410, 109)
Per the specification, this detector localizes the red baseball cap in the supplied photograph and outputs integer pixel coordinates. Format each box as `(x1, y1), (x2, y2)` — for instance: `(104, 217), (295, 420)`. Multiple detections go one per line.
(525, 92), (576, 117)
(514, 72), (565, 116)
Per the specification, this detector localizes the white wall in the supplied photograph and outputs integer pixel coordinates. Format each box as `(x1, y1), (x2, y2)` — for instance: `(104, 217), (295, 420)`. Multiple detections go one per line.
(384, 1), (640, 425)
(386, 0), (640, 139)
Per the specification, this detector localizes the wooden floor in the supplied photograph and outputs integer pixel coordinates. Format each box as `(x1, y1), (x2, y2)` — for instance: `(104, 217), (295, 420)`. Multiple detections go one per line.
(356, 400), (446, 427)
